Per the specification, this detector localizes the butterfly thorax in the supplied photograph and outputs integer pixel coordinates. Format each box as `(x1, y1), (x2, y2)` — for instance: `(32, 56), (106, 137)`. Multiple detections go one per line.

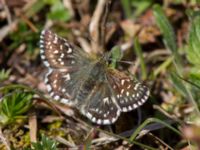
(75, 59), (108, 106)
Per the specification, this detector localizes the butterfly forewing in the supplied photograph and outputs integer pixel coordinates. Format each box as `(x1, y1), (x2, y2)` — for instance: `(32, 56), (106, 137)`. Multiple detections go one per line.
(40, 30), (91, 105)
(107, 69), (150, 112)
(40, 30), (88, 69)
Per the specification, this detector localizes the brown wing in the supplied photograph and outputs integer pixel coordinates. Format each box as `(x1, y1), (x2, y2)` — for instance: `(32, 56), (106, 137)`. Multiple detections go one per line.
(106, 69), (150, 112)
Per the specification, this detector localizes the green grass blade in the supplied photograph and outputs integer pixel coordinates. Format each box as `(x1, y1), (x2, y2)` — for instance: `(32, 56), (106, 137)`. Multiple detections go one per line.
(133, 38), (147, 80)
(153, 56), (173, 77)
(153, 4), (177, 54)
(120, 0), (132, 19)
(129, 118), (182, 141)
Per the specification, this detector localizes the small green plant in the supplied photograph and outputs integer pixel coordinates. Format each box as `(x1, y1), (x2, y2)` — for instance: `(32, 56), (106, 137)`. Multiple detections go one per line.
(0, 69), (11, 82)
(0, 90), (33, 125)
(26, 134), (58, 150)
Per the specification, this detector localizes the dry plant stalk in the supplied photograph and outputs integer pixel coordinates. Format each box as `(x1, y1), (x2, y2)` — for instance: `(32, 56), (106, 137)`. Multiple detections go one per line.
(29, 111), (37, 143)
(89, 0), (111, 54)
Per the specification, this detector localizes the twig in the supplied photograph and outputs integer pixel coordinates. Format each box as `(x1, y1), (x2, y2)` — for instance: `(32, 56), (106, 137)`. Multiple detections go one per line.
(63, 0), (75, 18)
(72, 29), (92, 53)
(2, 0), (12, 25)
(18, 12), (38, 32)
(0, 20), (18, 42)
(54, 136), (76, 148)
(148, 133), (174, 150)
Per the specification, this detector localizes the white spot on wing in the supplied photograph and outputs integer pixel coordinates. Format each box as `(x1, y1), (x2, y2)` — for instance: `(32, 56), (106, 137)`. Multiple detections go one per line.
(41, 30), (46, 35)
(60, 98), (69, 104)
(43, 61), (50, 67)
(50, 92), (54, 97)
(54, 50), (59, 54)
(86, 112), (92, 119)
(134, 83), (140, 90)
(71, 60), (75, 64)
(103, 97), (109, 104)
(136, 93), (140, 97)
(97, 119), (102, 124)
(92, 117), (96, 122)
(128, 106), (132, 110)
(120, 89), (124, 94)
(60, 45), (63, 50)
(138, 101), (142, 106)
(60, 53), (64, 58)
(67, 47), (72, 53)
(63, 74), (70, 81)
(122, 107), (127, 112)
(46, 84), (52, 92)
(40, 49), (44, 54)
(126, 91), (129, 96)
(54, 95), (60, 100)
(62, 88), (66, 92)
(121, 79), (125, 85)
(41, 55), (45, 60)
(133, 103), (138, 108)
(53, 36), (58, 44)
(103, 119), (110, 124)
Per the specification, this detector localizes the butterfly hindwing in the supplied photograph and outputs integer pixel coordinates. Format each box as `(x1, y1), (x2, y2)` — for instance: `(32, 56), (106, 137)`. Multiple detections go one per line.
(82, 81), (120, 125)
(107, 69), (150, 112)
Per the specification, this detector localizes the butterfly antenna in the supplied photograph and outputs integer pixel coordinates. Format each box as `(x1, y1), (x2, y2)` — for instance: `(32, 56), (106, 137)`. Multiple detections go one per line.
(108, 58), (134, 65)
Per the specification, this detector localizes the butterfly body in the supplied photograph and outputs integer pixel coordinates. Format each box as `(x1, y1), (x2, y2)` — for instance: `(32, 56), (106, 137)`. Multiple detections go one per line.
(40, 30), (150, 125)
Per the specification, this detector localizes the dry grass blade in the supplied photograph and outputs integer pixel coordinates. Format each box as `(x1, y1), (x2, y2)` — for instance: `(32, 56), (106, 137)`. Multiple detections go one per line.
(28, 111), (37, 143)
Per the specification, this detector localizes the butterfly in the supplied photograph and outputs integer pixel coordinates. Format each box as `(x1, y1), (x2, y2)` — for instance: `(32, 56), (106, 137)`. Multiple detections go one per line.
(40, 30), (150, 125)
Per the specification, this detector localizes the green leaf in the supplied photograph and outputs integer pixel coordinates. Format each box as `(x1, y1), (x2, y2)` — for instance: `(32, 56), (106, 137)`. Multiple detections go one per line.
(189, 67), (200, 87)
(47, 0), (71, 21)
(131, 0), (152, 17)
(187, 13), (200, 66)
(0, 69), (11, 82)
(110, 46), (123, 68)
(153, 5), (177, 54)
(129, 117), (181, 142)
(43, 0), (58, 5)
(133, 38), (147, 80)
(120, 0), (132, 19)
(25, 0), (45, 17)
(170, 72), (187, 97)
(121, 0), (152, 19)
